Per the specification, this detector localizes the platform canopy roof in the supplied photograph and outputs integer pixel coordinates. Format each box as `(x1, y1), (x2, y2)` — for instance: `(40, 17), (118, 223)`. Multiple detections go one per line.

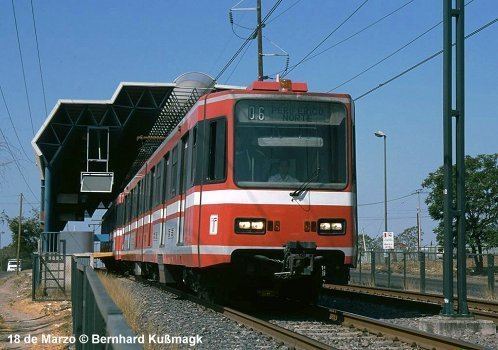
(32, 72), (242, 231)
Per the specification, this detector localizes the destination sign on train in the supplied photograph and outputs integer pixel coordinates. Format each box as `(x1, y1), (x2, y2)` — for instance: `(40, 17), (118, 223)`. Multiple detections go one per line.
(235, 99), (345, 125)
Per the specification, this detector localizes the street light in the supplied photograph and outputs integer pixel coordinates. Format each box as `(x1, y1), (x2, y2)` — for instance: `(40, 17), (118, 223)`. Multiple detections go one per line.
(374, 131), (388, 233)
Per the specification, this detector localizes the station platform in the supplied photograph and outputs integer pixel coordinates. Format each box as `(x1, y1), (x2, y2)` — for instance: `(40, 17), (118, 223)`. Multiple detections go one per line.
(92, 251), (114, 259)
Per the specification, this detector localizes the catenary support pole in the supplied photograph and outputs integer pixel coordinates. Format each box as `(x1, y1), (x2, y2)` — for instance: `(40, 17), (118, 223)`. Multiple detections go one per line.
(256, 0), (264, 80)
(455, 0), (469, 315)
(441, 0), (454, 316)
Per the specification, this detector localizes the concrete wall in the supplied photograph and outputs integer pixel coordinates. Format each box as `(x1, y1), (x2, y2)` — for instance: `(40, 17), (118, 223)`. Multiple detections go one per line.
(58, 231), (94, 254)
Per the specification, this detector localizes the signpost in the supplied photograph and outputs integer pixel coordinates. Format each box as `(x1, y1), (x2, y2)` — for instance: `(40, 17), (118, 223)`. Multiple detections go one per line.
(382, 231), (394, 250)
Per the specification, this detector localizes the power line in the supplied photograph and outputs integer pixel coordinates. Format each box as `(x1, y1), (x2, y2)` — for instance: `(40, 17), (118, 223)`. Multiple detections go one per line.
(329, 20), (440, 92)
(11, 0), (36, 135)
(265, 0), (304, 25)
(358, 191), (417, 207)
(0, 127), (39, 204)
(215, 0), (284, 81)
(282, 0), (371, 77)
(30, 0), (48, 118)
(226, 40), (254, 83)
(0, 84), (34, 163)
(275, 0), (414, 77)
(329, 0), (477, 92)
(354, 15), (498, 101)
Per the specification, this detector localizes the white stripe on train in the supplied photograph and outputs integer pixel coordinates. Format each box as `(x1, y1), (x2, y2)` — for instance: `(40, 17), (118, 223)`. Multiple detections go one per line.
(115, 189), (354, 235)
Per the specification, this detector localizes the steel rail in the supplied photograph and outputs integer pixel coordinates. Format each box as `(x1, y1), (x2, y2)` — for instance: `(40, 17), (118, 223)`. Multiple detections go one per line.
(324, 307), (485, 350)
(324, 284), (498, 324)
(160, 285), (336, 350)
(118, 275), (485, 350)
(163, 283), (484, 350)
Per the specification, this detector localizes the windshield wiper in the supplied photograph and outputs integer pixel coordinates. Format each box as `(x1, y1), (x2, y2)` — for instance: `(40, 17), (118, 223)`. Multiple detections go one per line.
(290, 168), (320, 198)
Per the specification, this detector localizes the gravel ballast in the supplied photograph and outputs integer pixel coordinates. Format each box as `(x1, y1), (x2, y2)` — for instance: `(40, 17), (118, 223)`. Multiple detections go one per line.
(319, 292), (498, 350)
(101, 276), (287, 349)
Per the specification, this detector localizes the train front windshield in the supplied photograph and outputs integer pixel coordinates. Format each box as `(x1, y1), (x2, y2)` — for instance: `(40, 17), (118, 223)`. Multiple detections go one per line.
(234, 99), (348, 190)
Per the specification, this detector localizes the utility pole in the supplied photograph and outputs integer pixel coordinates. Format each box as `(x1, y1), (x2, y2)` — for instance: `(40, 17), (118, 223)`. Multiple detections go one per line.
(362, 228), (367, 252)
(416, 189), (422, 251)
(256, 0), (264, 80)
(16, 193), (23, 275)
(374, 131), (388, 233)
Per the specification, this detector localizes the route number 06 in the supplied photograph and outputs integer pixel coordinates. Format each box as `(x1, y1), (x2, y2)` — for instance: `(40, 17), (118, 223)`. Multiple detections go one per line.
(248, 106), (265, 121)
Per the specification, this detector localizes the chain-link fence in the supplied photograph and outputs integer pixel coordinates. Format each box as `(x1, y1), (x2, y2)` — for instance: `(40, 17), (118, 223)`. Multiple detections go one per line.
(352, 250), (497, 299)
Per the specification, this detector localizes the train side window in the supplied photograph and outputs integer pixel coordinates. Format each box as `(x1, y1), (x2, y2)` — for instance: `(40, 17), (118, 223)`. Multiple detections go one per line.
(180, 132), (189, 194)
(153, 159), (164, 207)
(170, 145), (179, 198)
(206, 118), (227, 182)
(149, 166), (155, 210)
(189, 126), (197, 187)
(130, 189), (135, 219)
(162, 153), (169, 203)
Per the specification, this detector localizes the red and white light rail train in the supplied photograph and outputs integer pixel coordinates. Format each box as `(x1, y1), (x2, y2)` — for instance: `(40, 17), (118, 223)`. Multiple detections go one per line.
(101, 79), (357, 300)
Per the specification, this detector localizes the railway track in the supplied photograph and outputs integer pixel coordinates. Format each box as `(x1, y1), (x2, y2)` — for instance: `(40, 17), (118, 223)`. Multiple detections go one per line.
(147, 281), (484, 350)
(324, 283), (498, 325)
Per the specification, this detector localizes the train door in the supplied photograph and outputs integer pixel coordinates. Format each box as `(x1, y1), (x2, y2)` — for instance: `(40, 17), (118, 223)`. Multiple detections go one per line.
(177, 132), (189, 245)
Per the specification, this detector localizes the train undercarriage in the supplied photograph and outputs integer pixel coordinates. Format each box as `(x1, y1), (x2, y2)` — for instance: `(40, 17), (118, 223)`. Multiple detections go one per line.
(104, 241), (350, 304)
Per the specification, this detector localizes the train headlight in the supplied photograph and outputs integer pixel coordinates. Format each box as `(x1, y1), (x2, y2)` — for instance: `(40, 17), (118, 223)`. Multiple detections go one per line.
(238, 221), (251, 230)
(318, 219), (346, 235)
(331, 223), (343, 231)
(251, 221), (265, 230)
(235, 218), (266, 234)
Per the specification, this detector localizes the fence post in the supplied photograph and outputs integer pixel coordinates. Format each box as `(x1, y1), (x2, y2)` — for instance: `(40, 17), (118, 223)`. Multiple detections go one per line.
(419, 251), (426, 293)
(387, 251), (391, 288)
(371, 251), (376, 286)
(403, 252), (407, 290)
(359, 250), (362, 284)
(488, 254), (495, 296)
(32, 253), (36, 301)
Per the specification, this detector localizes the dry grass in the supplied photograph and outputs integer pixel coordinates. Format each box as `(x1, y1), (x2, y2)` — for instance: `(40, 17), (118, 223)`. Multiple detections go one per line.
(97, 272), (140, 332)
(98, 272), (173, 350)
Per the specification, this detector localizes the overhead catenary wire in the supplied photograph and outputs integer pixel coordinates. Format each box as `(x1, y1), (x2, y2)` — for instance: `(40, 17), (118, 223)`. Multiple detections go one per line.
(0, 84), (34, 164)
(265, 0), (304, 25)
(358, 191), (418, 207)
(282, 0), (371, 77)
(329, 0), (477, 92)
(0, 127), (39, 204)
(226, 40), (254, 83)
(215, 0), (284, 81)
(11, 0), (36, 135)
(29, 0), (48, 118)
(329, 21), (440, 92)
(273, 0), (415, 77)
(354, 15), (498, 101)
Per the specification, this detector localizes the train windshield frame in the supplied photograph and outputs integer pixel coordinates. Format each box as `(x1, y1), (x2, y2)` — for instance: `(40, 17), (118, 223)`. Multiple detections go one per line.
(234, 98), (348, 190)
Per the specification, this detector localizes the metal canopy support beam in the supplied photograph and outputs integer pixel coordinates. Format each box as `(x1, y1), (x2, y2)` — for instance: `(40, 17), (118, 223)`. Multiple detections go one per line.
(442, 0), (468, 317)
(43, 165), (53, 251)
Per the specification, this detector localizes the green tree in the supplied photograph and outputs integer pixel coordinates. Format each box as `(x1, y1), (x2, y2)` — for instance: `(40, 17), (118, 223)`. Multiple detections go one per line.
(395, 226), (419, 251)
(422, 154), (498, 272)
(0, 210), (42, 269)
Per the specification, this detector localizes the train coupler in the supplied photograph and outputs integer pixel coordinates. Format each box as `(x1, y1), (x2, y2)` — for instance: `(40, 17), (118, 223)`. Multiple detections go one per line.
(275, 241), (322, 279)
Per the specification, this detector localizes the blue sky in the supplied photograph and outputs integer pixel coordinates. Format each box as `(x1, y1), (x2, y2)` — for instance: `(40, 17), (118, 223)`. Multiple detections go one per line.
(1, 0), (497, 248)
